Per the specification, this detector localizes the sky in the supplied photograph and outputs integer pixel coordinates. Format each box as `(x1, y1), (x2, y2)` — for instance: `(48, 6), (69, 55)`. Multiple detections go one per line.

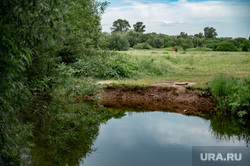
(98, 0), (250, 38)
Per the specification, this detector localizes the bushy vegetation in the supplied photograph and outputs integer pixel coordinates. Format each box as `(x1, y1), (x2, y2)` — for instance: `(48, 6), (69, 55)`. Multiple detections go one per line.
(102, 20), (250, 51)
(101, 31), (250, 51)
(0, 0), (112, 164)
(210, 75), (250, 118)
(108, 32), (130, 51)
(216, 42), (238, 51)
(58, 50), (135, 79)
(133, 43), (152, 49)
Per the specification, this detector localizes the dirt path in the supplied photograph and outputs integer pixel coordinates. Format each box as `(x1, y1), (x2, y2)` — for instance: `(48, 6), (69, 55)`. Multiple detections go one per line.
(99, 82), (216, 116)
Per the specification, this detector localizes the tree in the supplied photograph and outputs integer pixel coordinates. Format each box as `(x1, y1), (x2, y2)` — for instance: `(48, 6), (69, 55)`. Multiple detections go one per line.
(125, 30), (142, 47)
(111, 19), (131, 33)
(194, 32), (204, 38)
(0, 0), (109, 164)
(204, 27), (217, 38)
(178, 32), (188, 38)
(133, 22), (146, 33)
(108, 33), (130, 51)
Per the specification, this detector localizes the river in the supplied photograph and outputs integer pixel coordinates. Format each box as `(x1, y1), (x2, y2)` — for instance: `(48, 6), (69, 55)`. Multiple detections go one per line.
(82, 111), (248, 166)
(22, 102), (250, 166)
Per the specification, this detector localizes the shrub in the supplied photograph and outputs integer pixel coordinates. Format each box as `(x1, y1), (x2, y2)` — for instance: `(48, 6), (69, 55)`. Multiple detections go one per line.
(146, 37), (164, 48)
(216, 42), (238, 51)
(242, 44), (248, 51)
(108, 33), (130, 51)
(210, 75), (250, 118)
(133, 43), (152, 49)
(125, 30), (142, 47)
(65, 50), (136, 79)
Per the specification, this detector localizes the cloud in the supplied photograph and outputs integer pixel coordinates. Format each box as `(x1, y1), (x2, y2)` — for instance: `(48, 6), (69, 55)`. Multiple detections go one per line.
(101, 0), (250, 37)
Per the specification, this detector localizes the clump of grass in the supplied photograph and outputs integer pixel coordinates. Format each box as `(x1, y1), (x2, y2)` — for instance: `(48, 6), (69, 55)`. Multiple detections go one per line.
(209, 75), (250, 118)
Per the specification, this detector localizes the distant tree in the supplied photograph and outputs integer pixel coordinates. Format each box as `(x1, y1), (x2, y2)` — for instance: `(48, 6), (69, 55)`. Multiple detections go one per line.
(125, 30), (142, 47)
(194, 32), (204, 38)
(193, 38), (204, 47)
(178, 32), (188, 38)
(111, 19), (131, 33)
(133, 22), (146, 33)
(204, 27), (217, 38)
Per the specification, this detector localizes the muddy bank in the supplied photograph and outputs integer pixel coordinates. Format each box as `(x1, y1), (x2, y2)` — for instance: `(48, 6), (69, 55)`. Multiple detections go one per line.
(100, 86), (216, 116)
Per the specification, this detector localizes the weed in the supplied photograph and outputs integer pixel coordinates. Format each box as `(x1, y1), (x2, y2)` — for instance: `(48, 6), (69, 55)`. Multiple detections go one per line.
(210, 75), (250, 118)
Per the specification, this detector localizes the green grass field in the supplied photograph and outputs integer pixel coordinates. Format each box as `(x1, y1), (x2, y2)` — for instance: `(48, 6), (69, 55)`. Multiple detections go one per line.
(113, 49), (250, 87)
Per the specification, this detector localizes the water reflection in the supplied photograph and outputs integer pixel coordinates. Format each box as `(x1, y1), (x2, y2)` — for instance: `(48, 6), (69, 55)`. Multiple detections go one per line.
(22, 99), (250, 166)
(210, 113), (250, 145)
(21, 97), (126, 166)
(83, 111), (249, 166)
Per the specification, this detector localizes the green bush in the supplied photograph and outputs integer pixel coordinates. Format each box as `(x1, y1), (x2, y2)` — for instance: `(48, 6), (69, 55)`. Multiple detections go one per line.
(216, 42), (238, 51)
(146, 37), (164, 48)
(108, 33), (130, 51)
(62, 50), (136, 79)
(133, 43), (152, 49)
(210, 75), (250, 118)
(242, 44), (249, 51)
(125, 30), (142, 47)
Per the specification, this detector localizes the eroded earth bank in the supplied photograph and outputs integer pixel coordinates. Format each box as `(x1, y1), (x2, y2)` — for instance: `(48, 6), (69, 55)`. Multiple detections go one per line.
(98, 82), (216, 117)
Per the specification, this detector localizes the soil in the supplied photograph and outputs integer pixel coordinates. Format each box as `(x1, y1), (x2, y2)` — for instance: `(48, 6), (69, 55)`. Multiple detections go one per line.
(99, 82), (216, 117)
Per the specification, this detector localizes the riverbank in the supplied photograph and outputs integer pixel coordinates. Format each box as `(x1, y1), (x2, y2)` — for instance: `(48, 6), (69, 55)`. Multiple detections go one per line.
(96, 82), (216, 117)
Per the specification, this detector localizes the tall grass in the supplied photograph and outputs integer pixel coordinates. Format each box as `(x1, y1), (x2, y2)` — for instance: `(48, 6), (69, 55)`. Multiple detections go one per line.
(118, 49), (250, 84)
(210, 75), (250, 118)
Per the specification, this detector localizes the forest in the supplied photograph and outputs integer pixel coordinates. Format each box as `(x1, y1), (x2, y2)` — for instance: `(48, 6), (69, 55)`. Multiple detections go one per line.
(0, 0), (249, 165)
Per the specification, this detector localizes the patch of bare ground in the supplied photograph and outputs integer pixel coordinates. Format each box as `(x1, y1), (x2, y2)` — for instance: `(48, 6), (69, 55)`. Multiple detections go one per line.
(99, 82), (216, 116)
(96, 80), (117, 84)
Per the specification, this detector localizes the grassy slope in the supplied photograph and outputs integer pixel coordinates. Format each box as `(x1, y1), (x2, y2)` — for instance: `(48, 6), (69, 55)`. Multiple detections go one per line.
(113, 48), (250, 88)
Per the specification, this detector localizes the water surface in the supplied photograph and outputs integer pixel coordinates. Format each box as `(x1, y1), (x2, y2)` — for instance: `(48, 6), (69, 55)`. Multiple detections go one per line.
(82, 112), (247, 166)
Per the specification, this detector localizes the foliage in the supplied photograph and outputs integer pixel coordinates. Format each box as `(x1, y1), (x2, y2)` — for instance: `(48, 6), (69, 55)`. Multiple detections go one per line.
(0, 0), (109, 164)
(111, 19), (131, 34)
(242, 44), (249, 51)
(178, 32), (188, 38)
(133, 22), (146, 33)
(210, 75), (250, 118)
(58, 50), (136, 79)
(216, 42), (238, 51)
(0, 0), (66, 164)
(133, 43), (152, 49)
(125, 30), (142, 47)
(107, 22), (248, 52)
(204, 27), (217, 38)
(147, 37), (164, 48)
(194, 32), (204, 38)
(210, 113), (250, 143)
(203, 38), (221, 50)
(108, 33), (130, 51)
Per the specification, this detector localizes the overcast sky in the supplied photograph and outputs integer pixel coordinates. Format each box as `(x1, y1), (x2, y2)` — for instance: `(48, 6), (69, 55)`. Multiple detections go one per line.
(99, 0), (250, 38)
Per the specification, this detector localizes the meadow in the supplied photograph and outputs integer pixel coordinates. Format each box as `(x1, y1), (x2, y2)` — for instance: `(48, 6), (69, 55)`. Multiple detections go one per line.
(114, 48), (250, 87)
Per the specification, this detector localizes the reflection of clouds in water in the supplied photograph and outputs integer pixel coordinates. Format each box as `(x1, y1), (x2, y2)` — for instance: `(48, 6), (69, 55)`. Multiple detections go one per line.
(98, 112), (244, 149)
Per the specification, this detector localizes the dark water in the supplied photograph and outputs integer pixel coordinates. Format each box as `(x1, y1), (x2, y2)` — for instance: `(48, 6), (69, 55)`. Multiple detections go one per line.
(22, 99), (250, 166)
(82, 112), (248, 166)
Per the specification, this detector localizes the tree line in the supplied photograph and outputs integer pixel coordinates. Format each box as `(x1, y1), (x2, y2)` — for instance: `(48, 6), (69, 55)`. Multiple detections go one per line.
(100, 19), (249, 51)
